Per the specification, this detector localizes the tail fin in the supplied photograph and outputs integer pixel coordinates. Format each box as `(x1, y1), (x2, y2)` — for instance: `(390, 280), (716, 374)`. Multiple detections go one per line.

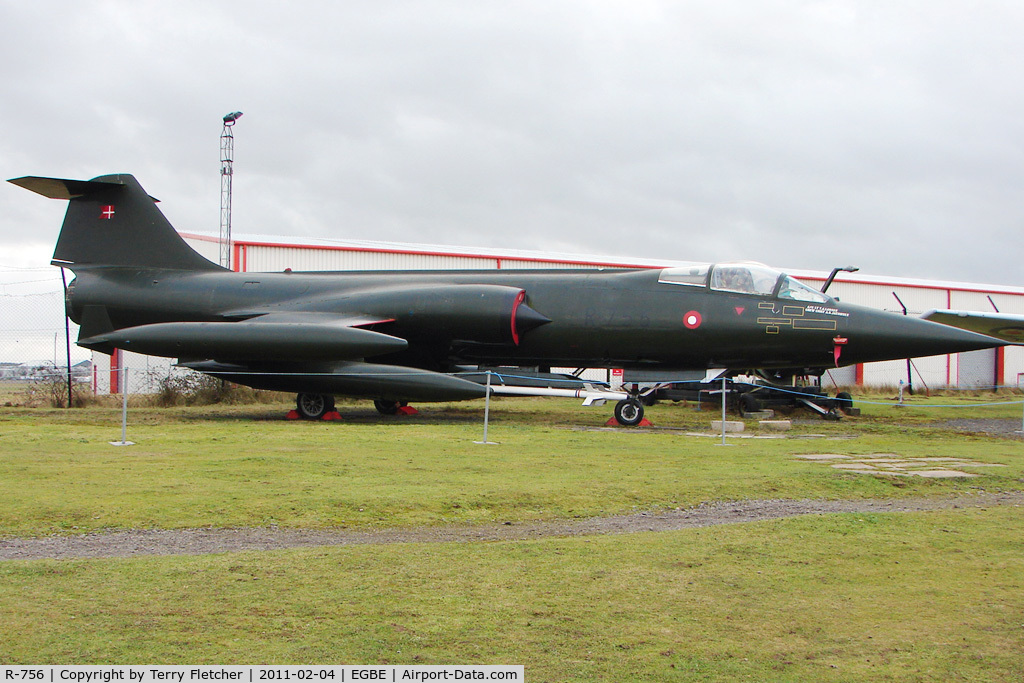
(8, 173), (225, 271)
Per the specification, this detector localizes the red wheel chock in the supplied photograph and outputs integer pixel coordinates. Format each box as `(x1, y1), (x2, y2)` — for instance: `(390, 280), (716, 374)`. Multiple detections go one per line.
(605, 417), (654, 427)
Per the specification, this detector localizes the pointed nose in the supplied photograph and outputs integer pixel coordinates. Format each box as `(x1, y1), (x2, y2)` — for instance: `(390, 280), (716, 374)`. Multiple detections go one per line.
(840, 304), (1004, 365)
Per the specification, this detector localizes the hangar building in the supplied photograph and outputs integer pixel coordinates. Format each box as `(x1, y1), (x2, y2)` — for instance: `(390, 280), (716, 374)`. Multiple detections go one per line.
(90, 232), (1024, 395)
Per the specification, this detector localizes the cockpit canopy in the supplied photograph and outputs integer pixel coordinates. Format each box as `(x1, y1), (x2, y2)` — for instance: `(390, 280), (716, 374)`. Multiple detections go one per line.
(658, 262), (832, 303)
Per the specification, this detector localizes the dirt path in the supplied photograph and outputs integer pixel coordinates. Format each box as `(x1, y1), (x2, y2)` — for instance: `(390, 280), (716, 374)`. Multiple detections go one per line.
(3, 491), (1021, 561)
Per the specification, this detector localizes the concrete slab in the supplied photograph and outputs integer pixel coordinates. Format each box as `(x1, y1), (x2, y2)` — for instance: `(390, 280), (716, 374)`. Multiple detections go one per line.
(758, 420), (792, 431)
(832, 465), (891, 474)
(799, 451), (1001, 479)
(913, 470), (979, 478)
(711, 420), (745, 433)
(683, 432), (787, 439)
(860, 458), (913, 464)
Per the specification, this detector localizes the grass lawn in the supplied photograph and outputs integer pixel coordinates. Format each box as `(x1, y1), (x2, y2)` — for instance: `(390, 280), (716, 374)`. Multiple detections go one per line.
(0, 507), (1021, 681)
(0, 395), (1022, 535)
(1, 394), (1022, 678)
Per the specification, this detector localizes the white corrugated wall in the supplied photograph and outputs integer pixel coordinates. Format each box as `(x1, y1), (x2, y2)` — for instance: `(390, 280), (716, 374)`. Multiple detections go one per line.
(237, 244), (499, 272)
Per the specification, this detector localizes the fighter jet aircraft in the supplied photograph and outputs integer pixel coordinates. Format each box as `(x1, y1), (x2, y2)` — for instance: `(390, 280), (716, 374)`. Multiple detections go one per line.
(9, 173), (1005, 424)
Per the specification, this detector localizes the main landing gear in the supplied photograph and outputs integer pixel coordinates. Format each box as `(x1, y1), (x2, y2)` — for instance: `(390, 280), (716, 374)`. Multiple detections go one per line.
(295, 392), (335, 420)
(292, 394), (418, 420)
(373, 399), (413, 415)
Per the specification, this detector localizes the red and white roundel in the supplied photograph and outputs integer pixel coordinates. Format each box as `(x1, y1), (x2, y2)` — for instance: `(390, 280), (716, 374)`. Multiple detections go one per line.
(683, 310), (702, 329)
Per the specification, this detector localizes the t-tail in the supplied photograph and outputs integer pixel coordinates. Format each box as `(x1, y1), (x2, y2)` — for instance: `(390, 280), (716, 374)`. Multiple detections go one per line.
(7, 173), (224, 272)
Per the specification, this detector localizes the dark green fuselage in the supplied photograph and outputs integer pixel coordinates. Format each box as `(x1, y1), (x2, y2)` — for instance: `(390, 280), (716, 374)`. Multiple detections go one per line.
(66, 264), (986, 375)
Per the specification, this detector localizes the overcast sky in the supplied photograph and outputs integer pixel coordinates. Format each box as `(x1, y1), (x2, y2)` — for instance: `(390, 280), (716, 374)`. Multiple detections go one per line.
(3, 0), (1024, 303)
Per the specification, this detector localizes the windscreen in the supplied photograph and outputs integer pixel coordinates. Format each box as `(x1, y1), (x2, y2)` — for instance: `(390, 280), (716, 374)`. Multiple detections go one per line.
(777, 275), (831, 303)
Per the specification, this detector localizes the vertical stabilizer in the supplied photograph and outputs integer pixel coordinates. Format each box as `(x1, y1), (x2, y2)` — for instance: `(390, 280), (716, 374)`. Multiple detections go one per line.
(8, 174), (225, 271)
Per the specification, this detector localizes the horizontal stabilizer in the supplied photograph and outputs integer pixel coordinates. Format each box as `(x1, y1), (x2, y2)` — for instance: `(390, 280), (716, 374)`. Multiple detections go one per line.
(8, 176), (127, 200)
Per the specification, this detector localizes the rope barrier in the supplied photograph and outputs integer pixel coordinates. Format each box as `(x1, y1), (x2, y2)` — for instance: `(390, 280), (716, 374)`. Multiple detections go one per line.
(192, 368), (1023, 409)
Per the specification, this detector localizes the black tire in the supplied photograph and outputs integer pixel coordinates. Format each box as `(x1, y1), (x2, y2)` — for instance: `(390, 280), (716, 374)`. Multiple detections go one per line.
(835, 391), (854, 411)
(374, 399), (401, 415)
(740, 392), (762, 414)
(614, 398), (645, 426)
(296, 393), (333, 420)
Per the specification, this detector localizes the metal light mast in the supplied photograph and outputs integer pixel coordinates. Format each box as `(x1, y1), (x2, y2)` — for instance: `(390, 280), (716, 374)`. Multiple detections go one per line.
(219, 111), (243, 269)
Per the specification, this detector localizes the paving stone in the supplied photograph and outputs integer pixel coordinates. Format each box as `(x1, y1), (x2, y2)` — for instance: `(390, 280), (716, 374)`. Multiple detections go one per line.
(913, 470), (979, 478)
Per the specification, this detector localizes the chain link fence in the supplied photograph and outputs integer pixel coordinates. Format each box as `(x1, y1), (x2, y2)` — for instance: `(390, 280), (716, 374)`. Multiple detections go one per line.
(0, 288), (215, 406)
(0, 288), (83, 364)
(0, 276), (86, 405)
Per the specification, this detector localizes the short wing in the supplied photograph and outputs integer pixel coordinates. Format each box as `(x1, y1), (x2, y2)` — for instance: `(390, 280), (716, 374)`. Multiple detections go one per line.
(80, 312), (408, 361)
(921, 309), (1024, 344)
(98, 310), (488, 402)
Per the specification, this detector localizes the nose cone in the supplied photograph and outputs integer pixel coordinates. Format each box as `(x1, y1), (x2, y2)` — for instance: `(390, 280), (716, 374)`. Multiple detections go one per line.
(840, 304), (1004, 366)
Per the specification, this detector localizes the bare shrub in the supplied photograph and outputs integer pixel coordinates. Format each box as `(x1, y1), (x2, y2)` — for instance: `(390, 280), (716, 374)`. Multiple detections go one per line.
(20, 364), (94, 408)
(151, 368), (285, 406)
